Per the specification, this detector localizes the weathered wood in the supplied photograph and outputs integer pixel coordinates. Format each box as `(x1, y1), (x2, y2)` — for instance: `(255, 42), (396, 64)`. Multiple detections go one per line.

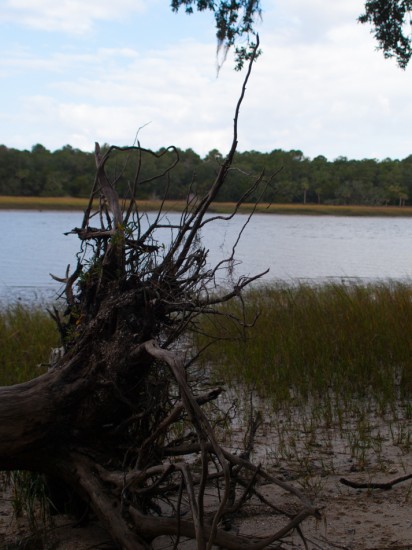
(0, 368), (86, 468)
(0, 37), (318, 548)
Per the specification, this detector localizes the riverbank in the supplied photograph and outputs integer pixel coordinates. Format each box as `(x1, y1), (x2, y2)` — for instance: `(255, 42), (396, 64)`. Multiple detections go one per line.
(2, 403), (412, 549)
(2, 195), (412, 216)
(2, 285), (412, 548)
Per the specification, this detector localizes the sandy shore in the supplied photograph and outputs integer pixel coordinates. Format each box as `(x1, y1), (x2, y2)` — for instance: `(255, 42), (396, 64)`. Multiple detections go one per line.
(1, 400), (412, 549)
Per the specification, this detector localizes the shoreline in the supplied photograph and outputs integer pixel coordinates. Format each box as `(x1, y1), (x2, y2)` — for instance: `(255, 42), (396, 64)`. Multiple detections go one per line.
(2, 196), (412, 216)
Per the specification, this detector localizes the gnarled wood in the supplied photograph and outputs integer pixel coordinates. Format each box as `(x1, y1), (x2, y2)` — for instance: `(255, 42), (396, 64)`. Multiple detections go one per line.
(1, 36), (319, 549)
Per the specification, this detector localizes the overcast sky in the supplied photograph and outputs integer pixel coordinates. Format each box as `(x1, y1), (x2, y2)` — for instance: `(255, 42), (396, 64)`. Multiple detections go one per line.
(1, 0), (412, 161)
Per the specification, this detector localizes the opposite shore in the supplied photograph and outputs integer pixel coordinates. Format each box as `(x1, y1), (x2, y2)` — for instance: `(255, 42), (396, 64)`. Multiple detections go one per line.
(2, 195), (412, 216)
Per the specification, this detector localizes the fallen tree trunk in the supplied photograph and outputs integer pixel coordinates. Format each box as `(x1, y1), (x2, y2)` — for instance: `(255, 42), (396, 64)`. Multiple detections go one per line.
(1, 38), (319, 548)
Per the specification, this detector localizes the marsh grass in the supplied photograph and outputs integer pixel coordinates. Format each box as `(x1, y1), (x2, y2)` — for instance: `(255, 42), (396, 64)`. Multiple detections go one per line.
(198, 281), (412, 407)
(9, 471), (53, 528)
(0, 196), (188, 212)
(0, 304), (59, 543)
(195, 281), (412, 478)
(0, 196), (89, 210)
(0, 304), (59, 385)
(4, 196), (412, 217)
(1, 286), (412, 519)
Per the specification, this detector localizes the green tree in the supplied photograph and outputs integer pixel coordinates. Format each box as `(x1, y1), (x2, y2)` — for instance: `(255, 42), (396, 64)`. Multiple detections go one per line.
(173, 1), (412, 71)
(359, 1), (412, 69)
(171, 0), (262, 69)
(311, 155), (332, 204)
(386, 183), (409, 206)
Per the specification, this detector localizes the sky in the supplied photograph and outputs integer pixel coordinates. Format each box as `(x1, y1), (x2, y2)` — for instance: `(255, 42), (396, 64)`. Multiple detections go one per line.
(2, 0), (412, 161)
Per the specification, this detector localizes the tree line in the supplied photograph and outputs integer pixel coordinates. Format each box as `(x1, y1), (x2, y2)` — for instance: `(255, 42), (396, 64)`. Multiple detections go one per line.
(1, 142), (412, 206)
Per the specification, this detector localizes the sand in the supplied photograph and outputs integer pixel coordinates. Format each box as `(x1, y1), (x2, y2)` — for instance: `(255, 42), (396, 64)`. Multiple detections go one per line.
(1, 399), (412, 550)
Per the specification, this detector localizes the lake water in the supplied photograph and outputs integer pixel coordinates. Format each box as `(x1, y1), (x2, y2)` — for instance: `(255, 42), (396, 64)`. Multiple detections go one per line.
(1, 210), (412, 303)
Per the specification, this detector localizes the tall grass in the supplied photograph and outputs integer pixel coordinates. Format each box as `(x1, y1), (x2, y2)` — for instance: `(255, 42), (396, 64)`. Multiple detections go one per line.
(0, 305), (60, 545)
(0, 304), (59, 385)
(3, 284), (412, 402)
(3, 196), (412, 217)
(197, 282), (412, 407)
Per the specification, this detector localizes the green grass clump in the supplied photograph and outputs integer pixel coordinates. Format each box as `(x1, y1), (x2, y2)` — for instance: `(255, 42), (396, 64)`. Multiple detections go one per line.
(0, 305), (60, 544)
(198, 281), (412, 406)
(0, 304), (59, 385)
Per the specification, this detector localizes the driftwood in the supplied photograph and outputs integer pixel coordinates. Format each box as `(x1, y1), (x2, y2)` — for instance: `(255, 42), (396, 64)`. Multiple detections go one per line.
(0, 38), (319, 548)
(340, 473), (412, 491)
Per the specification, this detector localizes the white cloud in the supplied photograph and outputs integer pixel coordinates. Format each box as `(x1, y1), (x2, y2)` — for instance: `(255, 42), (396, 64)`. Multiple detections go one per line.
(1, 39), (245, 154)
(235, 2), (412, 159)
(4, 0), (147, 34)
(2, 0), (412, 160)
(262, 0), (366, 46)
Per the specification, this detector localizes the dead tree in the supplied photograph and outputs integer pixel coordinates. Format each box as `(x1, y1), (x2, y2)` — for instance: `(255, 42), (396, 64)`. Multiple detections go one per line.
(0, 42), (319, 548)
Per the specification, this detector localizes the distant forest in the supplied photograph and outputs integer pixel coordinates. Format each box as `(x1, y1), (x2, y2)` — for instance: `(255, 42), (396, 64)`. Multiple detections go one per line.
(1, 143), (412, 206)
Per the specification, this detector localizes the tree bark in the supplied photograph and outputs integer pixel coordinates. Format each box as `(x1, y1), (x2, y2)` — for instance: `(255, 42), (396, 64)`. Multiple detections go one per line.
(1, 36), (319, 548)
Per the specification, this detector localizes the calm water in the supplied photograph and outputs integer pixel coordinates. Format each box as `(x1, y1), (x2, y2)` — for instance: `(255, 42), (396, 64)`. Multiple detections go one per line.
(1, 210), (412, 303)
